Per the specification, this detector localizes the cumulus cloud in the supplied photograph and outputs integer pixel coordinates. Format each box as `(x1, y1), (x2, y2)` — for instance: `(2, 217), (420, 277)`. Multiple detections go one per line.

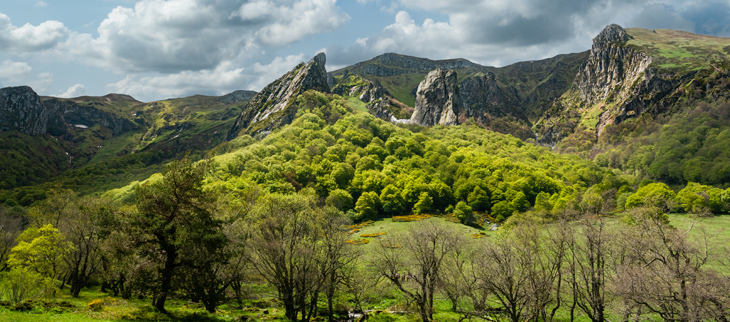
(328, 0), (730, 68)
(235, 0), (350, 46)
(106, 54), (306, 101)
(0, 12), (68, 53)
(59, 0), (348, 74)
(0, 60), (32, 80)
(59, 84), (86, 98)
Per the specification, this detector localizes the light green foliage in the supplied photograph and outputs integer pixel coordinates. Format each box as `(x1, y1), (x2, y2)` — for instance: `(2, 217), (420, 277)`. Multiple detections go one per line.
(453, 201), (475, 225)
(467, 186), (490, 212)
(325, 189), (354, 211)
(355, 191), (381, 221)
(676, 182), (725, 214)
(412, 192), (433, 215)
(8, 224), (71, 278)
(533, 191), (552, 212)
(625, 182), (676, 212)
(380, 184), (405, 215)
(0, 267), (55, 303)
(492, 201), (515, 222)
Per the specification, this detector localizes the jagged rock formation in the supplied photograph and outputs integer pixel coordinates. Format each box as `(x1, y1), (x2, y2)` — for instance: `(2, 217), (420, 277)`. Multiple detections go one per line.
(409, 69), (461, 126)
(538, 23), (730, 147)
(227, 53), (329, 139)
(0, 86), (49, 135)
(217, 90), (257, 105)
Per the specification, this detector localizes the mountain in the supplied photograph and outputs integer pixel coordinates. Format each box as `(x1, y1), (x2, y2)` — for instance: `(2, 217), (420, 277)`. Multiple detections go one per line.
(534, 24), (730, 146)
(329, 51), (588, 140)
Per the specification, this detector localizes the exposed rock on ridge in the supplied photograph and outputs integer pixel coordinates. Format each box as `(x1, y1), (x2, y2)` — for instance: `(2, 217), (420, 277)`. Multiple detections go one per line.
(0, 86), (49, 135)
(227, 53), (329, 140)
(409, 69), (461, 126)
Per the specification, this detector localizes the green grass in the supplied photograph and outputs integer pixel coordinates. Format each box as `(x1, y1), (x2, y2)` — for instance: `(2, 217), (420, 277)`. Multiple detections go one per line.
(626, 28), (730, 73)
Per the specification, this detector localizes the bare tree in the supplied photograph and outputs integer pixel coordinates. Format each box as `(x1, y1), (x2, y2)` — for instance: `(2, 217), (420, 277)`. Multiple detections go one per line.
(372, 220), (464, 322)
(565, 214), (614, 322)
(615, 207), (730, 322)
(477, 220), (565, 322)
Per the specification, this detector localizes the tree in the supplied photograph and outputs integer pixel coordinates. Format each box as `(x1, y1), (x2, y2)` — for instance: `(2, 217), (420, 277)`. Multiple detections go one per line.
(373, 220), (463, 322)
(380, 184), (405, 215)
(467, 186), (490, 212)
(413, 192), (433, 215)
(355, 191), (380, 220)
(325, 189), (354, 211)
(128, 156), (226, 313)
(615, 206), (730, 321)
(246, 193), (332, 322)
(453, 201), (475, 225)
(0, 208), (22, 272)
(625, 182), (676, 213)
(8, 224), (70, 280)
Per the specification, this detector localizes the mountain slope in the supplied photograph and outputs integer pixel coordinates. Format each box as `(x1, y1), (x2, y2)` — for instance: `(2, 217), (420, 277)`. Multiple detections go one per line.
(534, 24), (730, 146)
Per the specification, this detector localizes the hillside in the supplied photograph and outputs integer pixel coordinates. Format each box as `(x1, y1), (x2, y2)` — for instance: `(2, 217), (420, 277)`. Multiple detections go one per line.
(0, 88), (254, 205)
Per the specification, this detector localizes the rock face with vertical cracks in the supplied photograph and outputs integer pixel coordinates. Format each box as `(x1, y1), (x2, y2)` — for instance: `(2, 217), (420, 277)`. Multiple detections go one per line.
(226, 53), (329, 140)
(0, 86), (49, 135)
(409, 69), (461, 126)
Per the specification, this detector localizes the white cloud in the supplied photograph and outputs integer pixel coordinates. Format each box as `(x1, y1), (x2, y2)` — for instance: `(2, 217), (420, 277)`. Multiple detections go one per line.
(0, 60), (32, 80)
(105, 54), (305, 101)
(35, 1), (48, 7)
(59, 0), (348, 74)
(0, 12), (68, 53)
(59, 84), (86, 98)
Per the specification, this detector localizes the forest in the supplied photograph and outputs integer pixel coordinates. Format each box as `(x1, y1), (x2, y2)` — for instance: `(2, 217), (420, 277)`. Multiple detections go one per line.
(1, 91), (730, 321)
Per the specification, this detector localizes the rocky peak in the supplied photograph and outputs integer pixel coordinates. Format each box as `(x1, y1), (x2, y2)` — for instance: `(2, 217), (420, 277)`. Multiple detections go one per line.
(409, 69), (461, 126)
(0, 86), (48, 135)
(592, 24), (631, 49)
(226, 53), (329, 140)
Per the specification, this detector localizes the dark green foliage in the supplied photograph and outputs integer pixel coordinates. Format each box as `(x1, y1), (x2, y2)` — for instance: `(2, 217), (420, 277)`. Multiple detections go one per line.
(127, 156), (228, 313)
(594, 102), (730, 185)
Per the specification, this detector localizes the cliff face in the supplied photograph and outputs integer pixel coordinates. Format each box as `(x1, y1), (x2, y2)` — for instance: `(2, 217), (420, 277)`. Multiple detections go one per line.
(227, 53), (329, 139)
(0, 86), (49, 135)
(459, 72), (523, 121)
(409, 69), (461, 126)
(43, 97), (139, 137)
(534, 24), (695, 144)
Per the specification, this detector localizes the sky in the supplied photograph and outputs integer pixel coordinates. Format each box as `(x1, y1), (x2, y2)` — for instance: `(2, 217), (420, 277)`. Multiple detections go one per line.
(0, 0), (728, 102)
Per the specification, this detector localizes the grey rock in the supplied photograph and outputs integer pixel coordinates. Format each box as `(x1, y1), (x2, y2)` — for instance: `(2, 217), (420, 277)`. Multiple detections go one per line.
(409, 69), (461, 126)
(226, 52), (329, 140)
(0, 86), (49, 135)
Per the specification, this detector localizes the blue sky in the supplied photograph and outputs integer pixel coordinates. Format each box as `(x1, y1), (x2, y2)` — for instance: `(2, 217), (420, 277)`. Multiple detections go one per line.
(0, 0), (728, 102)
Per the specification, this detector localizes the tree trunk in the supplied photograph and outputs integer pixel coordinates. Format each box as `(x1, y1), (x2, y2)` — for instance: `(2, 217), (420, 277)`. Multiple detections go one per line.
(153, 248), (177, 313)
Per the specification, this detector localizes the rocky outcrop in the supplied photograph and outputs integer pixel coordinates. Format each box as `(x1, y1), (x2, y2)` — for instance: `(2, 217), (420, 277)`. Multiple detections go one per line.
(0, 86), (49, 135)
(227, 53), (329, 140)
(535, 24), (682, 144)
(409, 69), (461, 126)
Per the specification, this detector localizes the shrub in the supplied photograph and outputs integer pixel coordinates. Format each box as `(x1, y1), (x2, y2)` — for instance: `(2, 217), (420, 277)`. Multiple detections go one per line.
(88, 299), (105, 312)
(0, 268), (55, 303)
